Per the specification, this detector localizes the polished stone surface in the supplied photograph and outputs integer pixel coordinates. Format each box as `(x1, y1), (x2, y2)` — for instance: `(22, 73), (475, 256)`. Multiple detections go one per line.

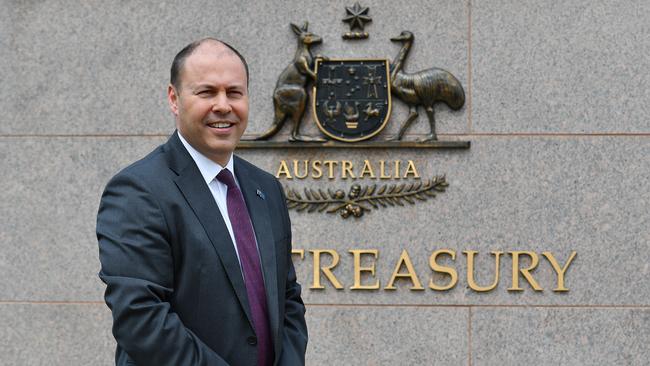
(1, 0), (469, 137)
(306, 305), (468, 365)
(2, 136), (647, 306)
(238, 136), (650, 306)
(472, 307), (650, 365)
(472, 0), (650, 133)
(0, 303), (114, 366)
(2, 1), (649, 364)
(0, 137), (164, 301)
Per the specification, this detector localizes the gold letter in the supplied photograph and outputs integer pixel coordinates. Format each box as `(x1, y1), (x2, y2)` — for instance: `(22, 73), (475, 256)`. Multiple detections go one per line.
(464, 250), (502, 292)
(311, 160), (323, 179)
(291, 249), (305, 260)
(349, 249), (380, 290)
(309, 249), (343, 289)
(293, 160), (309, 179)
(342, 160), (356, 179)
(385, 249), (424, 291)
(379, 160), (391, 179)
(276, 160), (292, 179)
(542, 251), (577, 292)
(508, 251), (543, 291)
(359, 160), (376, 179)
(323, 160), (338, 179)
(428, 249), (458, 291)
(394, 160), (401, 179)
(404, 160), (420, 179)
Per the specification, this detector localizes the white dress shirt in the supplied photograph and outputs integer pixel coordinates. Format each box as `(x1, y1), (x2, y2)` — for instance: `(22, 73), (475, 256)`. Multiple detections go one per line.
(178, 132), (244, 263)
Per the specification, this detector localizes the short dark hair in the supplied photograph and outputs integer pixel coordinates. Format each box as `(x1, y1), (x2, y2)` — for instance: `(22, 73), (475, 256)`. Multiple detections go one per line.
(170, 38), (249, 89)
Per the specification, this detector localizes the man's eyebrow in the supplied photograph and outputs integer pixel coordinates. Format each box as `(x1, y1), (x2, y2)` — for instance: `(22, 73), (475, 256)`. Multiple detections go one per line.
(188, 83), (212, 90)
(188, 82), (246, 90)
(227, 84), (246, 89)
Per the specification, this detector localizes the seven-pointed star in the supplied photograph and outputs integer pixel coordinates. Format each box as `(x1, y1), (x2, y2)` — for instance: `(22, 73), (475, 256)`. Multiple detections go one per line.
(343, 2), (372, 31)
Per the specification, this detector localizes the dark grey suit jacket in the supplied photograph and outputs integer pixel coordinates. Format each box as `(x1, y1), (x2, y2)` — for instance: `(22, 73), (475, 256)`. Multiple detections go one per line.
(97, 131), (307, 366)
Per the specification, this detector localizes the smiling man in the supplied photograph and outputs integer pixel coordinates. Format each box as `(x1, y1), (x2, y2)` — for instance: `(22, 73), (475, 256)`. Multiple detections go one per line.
(97, 39), (308, 366)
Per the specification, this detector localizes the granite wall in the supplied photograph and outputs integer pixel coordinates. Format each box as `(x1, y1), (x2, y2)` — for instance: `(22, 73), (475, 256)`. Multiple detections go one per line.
(1, 0), (648, 365)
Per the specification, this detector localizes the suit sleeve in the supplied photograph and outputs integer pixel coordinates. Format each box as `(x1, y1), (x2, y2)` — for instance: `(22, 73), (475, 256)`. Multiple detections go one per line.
(96, 172), (229, 366)
(274, 179), (309, 365)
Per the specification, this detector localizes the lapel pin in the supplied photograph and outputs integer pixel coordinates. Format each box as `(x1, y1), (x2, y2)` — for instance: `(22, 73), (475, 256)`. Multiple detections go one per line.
(256, 189), (265, 200)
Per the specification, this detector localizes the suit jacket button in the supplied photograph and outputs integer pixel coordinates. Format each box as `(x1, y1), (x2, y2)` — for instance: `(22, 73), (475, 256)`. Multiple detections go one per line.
(247, 336), (257, 345)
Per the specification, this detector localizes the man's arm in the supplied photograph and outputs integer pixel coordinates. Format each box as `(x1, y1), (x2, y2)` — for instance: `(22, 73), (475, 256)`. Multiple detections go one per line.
(274, 179), (308, 365)
(97, 172), (229, 366)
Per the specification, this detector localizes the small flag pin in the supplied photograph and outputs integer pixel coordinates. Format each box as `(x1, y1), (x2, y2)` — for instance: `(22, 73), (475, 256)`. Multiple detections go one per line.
(256, 189), (265, 200)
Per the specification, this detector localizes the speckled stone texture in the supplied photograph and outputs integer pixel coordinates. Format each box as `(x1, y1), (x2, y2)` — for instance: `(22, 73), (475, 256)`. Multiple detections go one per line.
(1, 0), (469, 137)
(306, 306), (468, 365)
(472, 308), (650, 365)
(0, 137), (165, 301)
(472, 0), (650, 133)
(0, 303), (114, 366)
(2, 137), (648, 305)
(238, 137), (650, 306)
(2, 0), (649, 365)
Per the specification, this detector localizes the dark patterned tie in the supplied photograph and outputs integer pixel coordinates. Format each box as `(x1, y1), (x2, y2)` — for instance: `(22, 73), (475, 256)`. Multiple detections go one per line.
(216, 169), (273, 366)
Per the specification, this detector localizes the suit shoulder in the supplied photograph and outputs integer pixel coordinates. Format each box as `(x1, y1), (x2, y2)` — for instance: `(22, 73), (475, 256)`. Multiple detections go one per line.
(107, 143), (171, 187)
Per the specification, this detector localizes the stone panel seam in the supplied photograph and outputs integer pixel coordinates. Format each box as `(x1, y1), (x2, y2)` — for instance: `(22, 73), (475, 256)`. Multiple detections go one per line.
(3, 302), (649, 308)
(464, 133), (650, 137)
(467, 0), (473, 134)
(0, 134), (170, 138)
(0, 301), (105, 305)
(302, 304), (650, 309)
(2, 133), (649, 138)
(468, 306), (473, 366)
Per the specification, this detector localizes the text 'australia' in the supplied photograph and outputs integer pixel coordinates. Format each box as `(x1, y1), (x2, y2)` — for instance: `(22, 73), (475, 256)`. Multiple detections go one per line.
(276, 159), (420, 180)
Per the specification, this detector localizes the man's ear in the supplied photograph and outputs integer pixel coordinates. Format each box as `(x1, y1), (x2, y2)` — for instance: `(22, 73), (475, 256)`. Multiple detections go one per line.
(168, 84), (179, 116)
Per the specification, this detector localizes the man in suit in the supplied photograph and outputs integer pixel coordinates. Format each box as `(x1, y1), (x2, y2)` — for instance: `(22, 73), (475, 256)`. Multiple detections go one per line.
(97, 38), (308, 366)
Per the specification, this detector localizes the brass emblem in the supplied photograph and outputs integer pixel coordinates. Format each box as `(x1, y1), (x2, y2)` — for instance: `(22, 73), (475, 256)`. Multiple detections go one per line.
(240, 6), (470, 220)
(388, 31), (465, 142)
(243, 21), (467, 145)
(342, 2), (371, 40)
(312, 59), (392, 142)
(284, 176), (449, 219)
(251, 22), (326, 142)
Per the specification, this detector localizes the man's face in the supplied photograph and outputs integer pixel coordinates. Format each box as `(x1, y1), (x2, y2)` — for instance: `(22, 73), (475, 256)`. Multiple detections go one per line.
(168, 42), (249, 166)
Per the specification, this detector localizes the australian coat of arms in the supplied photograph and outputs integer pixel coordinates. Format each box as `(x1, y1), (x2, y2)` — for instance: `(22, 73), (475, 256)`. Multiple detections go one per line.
(242, 3), (468, 218)
(313, 59), (391, 142)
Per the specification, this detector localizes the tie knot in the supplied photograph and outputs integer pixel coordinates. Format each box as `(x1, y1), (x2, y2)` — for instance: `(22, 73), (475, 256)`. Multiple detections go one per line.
(216, 169), (237, 188)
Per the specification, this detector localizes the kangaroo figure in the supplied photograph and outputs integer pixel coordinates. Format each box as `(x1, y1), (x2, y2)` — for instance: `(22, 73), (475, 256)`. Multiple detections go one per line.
(388, 31), (465, 141)
(253, 22), (325, 142)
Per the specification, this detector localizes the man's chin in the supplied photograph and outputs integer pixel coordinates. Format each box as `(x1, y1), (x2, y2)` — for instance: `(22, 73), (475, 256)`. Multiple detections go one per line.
(204, 141), (238, 162)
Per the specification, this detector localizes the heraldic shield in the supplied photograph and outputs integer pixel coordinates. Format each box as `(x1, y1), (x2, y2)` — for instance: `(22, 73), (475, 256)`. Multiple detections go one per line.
(313, 59), (392, 142)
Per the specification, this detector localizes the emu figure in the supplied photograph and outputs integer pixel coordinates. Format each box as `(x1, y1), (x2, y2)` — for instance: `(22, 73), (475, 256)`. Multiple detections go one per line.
(389, 31), (465, 141)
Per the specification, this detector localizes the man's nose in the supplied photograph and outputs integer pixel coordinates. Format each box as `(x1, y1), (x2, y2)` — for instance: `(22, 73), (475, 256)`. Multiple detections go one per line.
(211, 92), (232, 114)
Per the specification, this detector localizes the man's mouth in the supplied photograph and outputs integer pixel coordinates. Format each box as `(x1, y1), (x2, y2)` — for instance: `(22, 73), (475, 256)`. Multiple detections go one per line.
(207, 122), (234, 129)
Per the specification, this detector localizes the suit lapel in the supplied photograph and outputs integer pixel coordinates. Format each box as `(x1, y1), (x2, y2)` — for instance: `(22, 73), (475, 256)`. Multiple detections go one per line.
(165, 133), (254, 327)
(234, 157), (280, 349)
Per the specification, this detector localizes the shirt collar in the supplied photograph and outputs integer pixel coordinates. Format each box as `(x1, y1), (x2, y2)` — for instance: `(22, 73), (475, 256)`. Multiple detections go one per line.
(177, 131), (235, 184)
